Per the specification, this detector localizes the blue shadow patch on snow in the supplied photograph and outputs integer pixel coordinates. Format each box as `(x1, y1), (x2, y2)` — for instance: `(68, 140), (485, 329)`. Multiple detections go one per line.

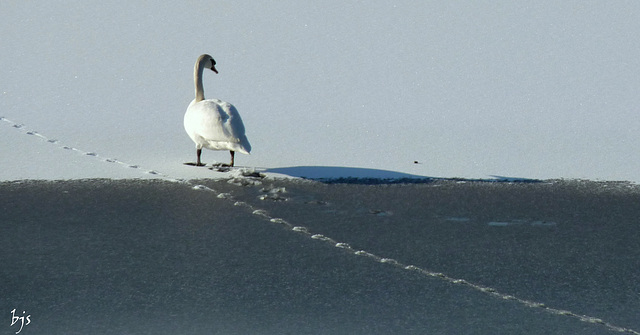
(488, 175), (544, 183)
(266, 166), (426, 179)
(265, 166), (543, 184)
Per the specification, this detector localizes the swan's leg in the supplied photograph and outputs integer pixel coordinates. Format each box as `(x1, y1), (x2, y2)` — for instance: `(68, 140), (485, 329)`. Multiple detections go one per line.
(229, 151), (235, 167)
(196, 148), (204, 166)
(184, 148), (206, 166)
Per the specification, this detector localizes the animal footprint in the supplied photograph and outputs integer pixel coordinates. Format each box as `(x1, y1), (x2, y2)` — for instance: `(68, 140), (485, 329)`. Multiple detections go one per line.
(258, 187), (288, 201)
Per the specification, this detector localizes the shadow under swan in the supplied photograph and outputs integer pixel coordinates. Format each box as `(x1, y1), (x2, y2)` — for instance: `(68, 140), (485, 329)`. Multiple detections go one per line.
(264, 166), (541, 184)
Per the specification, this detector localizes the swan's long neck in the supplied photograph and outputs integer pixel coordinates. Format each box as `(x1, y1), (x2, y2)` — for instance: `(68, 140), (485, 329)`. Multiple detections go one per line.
(194, 57), (206, 102)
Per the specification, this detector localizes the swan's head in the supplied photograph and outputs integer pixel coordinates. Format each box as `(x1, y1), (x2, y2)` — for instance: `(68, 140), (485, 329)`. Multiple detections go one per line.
(209, 57), (218, 74)
(198, 54), (218, 74)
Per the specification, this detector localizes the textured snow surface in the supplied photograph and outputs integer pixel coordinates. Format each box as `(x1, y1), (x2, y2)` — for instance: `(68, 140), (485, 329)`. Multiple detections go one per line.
(2, 178), (639, 334)
(2, 2), (640, 182)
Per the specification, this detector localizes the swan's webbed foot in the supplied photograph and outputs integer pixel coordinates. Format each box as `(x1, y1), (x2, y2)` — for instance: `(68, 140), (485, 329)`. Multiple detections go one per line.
(212, 151), (236, 168)
(183, 148), (206, 166)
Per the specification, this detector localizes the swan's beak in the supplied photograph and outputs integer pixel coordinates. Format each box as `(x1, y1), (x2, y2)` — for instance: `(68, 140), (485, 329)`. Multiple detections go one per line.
(211, 65), (218, 74)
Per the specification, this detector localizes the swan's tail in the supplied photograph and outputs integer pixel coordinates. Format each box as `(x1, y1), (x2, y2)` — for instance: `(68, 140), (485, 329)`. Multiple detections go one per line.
(236, 136), (251, 155)
(208, 136), (250, 154)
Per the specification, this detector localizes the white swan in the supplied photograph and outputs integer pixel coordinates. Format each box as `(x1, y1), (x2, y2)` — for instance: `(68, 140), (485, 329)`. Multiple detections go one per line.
(184, 54), (251, 167)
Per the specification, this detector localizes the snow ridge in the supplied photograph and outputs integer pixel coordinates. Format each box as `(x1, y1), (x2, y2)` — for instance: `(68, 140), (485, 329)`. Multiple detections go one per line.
(2, 116), (638, 334)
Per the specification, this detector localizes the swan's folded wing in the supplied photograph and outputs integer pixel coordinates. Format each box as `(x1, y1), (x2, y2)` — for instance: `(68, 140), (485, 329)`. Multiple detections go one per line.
(190, 100), (251, 153)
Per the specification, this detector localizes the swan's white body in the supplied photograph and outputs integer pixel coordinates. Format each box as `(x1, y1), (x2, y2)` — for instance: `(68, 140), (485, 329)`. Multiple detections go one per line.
(184, 54), (250, 166)
(184, 99), (251, 154)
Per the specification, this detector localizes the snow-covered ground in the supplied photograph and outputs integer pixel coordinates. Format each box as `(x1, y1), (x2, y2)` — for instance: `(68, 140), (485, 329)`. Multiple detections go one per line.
(2, 3), (640, 334)
(2, 2), (640, 181)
